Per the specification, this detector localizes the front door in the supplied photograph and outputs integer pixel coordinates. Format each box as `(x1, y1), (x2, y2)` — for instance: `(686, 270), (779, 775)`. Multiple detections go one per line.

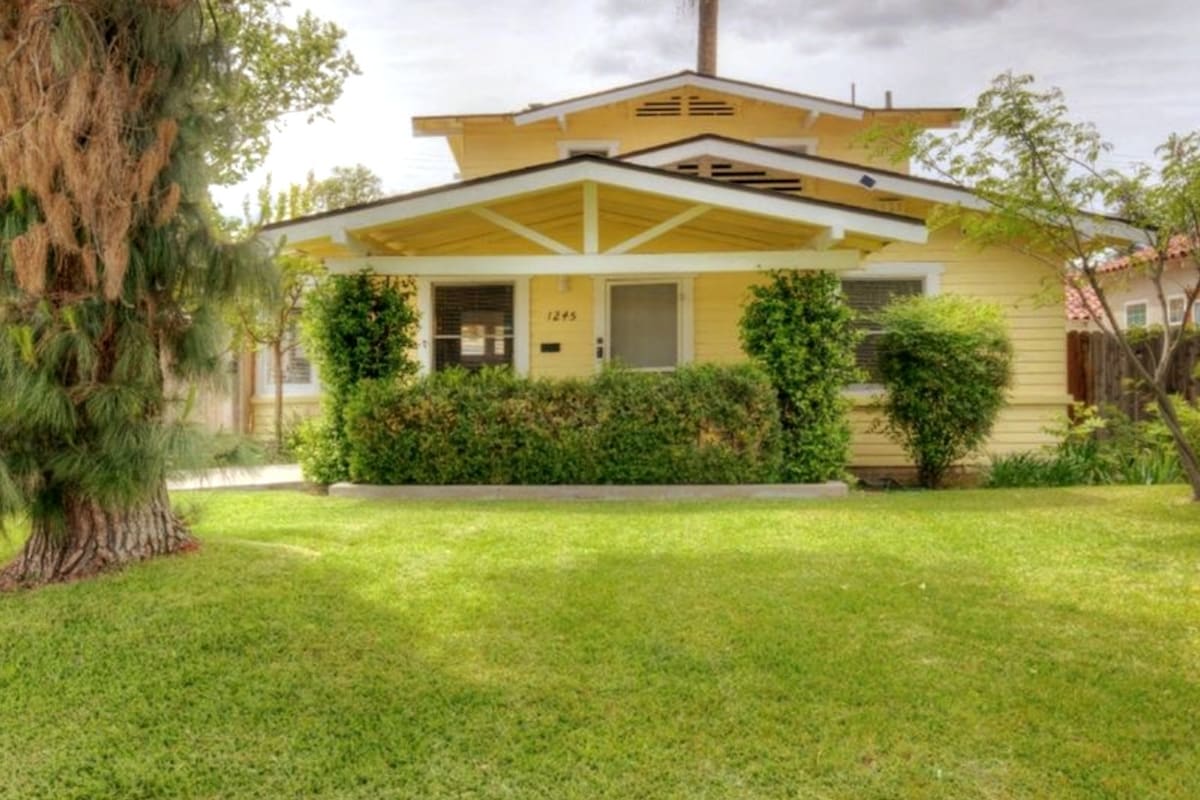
(606, 281), (680, 370)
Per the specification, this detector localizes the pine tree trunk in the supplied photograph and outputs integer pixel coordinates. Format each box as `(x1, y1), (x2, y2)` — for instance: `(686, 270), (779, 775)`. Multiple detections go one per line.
(0, 485), (193, 590)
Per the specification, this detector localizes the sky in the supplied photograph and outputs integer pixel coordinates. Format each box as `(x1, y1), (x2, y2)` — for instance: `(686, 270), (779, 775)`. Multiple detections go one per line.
(213, 0), (1200, 212)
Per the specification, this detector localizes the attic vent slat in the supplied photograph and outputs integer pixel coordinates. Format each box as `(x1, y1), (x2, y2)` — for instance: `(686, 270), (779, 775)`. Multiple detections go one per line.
(635, 94), (736, 118)
(664, 158), (805, 194)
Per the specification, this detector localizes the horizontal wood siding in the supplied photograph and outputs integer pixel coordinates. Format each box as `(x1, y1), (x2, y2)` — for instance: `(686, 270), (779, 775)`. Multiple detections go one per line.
(529, 276), (596, 378)
(250, 396), (322, 440)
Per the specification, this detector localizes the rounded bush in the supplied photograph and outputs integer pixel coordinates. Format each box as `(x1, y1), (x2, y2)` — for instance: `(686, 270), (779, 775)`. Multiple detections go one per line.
(877, 295), (1013, 488)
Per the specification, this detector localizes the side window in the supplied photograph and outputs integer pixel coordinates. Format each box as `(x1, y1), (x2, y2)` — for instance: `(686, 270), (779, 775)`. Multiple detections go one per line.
(557, 140), (618, 160)
(258, 318), (319, 395)
(841, 278), (924, 383)
(1125, 301), (1148, 328)
(1167, 296), (1185, 325)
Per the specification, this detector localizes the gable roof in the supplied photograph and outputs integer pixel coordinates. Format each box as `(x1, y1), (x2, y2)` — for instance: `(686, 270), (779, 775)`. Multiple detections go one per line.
(263, 153), (928, 249)
(1065, 283), (1104, 321)
(619, 134), (1147, 243)
(1094, 235), (1195, 274)
(413, 71), (964, 134)
(513, 71), (871, 125)
(619, 134), (981, 207)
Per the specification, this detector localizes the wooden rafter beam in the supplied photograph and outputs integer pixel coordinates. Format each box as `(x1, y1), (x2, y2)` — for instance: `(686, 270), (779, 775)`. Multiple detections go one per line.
(582, 182), (600, 254)
(470, 207), (577, 255)
(331, 228), (381, 256)
(606, 204), (713, 255)
(807, 225), (845, 251)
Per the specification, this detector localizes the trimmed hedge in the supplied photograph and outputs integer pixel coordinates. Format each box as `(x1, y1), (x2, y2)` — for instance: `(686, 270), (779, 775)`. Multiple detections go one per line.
(344, 364), (783, 485)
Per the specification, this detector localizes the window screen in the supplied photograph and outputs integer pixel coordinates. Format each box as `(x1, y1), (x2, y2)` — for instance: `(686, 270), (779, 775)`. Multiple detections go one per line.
(1125, 302), (1147, 328)
(1168, 296), (1185, 325)
(259, 319), (316, 391)
(841, 279), (924, 382)
(609, 283), (678, 370)
(434, 284), (514, 370)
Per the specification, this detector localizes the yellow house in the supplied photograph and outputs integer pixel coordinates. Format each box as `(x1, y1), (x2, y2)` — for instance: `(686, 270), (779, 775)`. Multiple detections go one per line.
(262, 70), (1118, 471)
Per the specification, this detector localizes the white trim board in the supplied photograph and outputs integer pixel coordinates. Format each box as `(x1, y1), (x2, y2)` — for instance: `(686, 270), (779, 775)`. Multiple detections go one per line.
(267, 158), (927, 247)
(325, 250), (863, 277)
(620, 136), (1142, 242)
(514, 72), (865, 126)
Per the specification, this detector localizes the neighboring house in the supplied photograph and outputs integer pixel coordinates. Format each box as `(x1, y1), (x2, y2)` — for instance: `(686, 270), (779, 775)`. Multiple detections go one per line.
(1067, 238), (1199, 331)
(263, 70), (1130, 471)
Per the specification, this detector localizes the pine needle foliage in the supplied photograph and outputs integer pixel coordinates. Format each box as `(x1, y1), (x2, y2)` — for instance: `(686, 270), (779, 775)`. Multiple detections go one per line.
(0, 1), (268, 533)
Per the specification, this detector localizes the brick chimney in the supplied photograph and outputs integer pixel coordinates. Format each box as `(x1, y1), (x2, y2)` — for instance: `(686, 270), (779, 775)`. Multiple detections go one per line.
(696, 0), (718, 76)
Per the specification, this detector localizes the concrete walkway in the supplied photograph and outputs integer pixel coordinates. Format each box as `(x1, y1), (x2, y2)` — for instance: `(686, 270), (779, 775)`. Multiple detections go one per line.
(169, 464), (305, 491)
(329, 481), (848, 501)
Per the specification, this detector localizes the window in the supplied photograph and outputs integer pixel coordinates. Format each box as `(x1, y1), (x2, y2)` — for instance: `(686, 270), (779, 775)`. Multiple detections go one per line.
(433, 284), (514, 370)
(608, 282), (679, 370)
(257, 321), (319, 396)
(841, 278), (924, 382)
(1194, 302), (1200, 326)
(1125, 301), (1148, 328)
(556, 140), (619, 160)
(1168, 296), (1186, 325)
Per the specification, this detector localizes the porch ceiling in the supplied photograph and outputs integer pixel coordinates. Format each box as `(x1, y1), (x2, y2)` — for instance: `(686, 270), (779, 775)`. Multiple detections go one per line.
(270, 155), (926, 266)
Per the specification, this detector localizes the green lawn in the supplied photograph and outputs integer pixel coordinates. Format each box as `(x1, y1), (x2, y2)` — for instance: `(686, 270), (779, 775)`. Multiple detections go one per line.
(2, 487), (1197, 799)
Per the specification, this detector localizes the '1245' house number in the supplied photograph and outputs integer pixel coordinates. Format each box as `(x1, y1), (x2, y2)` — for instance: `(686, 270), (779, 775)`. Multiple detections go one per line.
(545, 310), (578, 322)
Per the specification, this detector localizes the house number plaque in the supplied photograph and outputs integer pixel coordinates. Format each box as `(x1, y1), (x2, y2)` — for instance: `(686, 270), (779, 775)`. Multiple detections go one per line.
(545, 310), (578, 322)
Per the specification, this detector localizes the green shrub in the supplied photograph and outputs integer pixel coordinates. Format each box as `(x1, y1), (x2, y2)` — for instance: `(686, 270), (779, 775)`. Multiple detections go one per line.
(739, 270), (860, 482)
(289, 417), (347, 485)
(298, 271), (419, 482)
(986, 401), (1199, 488)
(344, 364), (783, 485)
(876, 295), (1012, 488)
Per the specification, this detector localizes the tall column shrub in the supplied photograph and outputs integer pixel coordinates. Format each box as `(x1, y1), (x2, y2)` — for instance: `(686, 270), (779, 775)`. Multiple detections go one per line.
(295, 271), (418, 482)
(740, 270), (861, 482)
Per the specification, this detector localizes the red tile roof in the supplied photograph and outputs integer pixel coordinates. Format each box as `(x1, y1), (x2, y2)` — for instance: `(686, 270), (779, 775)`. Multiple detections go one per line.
(1096, 234), (1194, 273)
(1065, 283), (1105, 321)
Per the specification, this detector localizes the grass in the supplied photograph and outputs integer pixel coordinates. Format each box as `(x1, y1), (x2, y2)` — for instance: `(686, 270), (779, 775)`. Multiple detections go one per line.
(1, 486), (1198, 799)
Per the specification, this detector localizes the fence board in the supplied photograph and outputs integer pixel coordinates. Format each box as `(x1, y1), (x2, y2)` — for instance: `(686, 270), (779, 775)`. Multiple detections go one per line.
(1066, 330), (1200, 418)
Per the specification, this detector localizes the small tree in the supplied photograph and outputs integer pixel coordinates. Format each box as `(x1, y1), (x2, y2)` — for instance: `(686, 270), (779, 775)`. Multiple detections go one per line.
(876, 296), (1013, 488)
(232, 168), (384, 453)
(740, 270), (860, 482)
(864, 72), (1200, 500)
(297, 272), (419, 482)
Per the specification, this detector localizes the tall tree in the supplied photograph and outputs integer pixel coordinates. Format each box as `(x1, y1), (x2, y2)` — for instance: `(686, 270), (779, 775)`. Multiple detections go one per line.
(865, 72), (1200, 500)
(0, 1), (358, 588)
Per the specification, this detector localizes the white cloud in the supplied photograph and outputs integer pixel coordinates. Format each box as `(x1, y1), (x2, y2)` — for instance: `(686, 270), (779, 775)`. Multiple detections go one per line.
(214, 0), (1200, 213)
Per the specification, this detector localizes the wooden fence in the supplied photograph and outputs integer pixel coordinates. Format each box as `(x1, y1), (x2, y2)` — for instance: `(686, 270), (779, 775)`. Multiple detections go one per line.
(1067, 331), (1200, 419)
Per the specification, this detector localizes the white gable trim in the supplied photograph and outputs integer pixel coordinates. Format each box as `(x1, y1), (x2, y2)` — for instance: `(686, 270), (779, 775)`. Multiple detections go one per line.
(514, 73), (864, 126)
(267, 159), (928, 246)
(621, 137), (1142, 242)
(624, 137), (982, 207)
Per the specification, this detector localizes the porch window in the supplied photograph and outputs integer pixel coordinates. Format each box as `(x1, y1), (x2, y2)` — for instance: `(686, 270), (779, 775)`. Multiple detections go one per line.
(841, 278), (924, 382)
(609, 282), (679, 370)
(1124, 301), (1147, 328)
(257, 320), (319, 397)
(433, 284), (514, 370)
